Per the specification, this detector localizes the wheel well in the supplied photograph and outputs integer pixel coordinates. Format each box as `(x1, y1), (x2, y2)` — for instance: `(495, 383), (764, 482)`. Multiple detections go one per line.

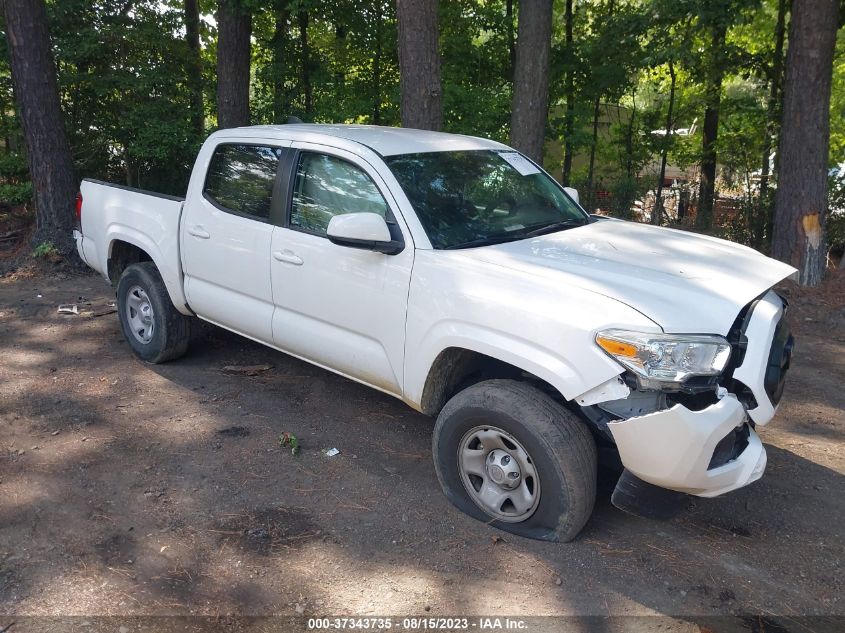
(108, 240), (152, 288)
(420, 348), (563, 416)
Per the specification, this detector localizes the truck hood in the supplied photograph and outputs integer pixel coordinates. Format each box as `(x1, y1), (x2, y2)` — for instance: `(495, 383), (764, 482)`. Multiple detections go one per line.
(468, 219), (797, 334)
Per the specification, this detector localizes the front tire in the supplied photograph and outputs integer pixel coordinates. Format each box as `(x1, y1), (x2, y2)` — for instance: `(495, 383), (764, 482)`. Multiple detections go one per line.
(116, 262), (190, 364)
(432, 379), (597, 542)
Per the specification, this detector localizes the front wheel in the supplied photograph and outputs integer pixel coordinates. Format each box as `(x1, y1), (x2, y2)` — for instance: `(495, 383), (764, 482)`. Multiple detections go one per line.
(432, 379), (597, 542)
(116, 262), (190, 364)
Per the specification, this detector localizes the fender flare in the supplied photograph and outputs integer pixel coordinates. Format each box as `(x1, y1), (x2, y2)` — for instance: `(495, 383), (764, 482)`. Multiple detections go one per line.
(104, 225), (191, 315)
(407, 322), (622, 413)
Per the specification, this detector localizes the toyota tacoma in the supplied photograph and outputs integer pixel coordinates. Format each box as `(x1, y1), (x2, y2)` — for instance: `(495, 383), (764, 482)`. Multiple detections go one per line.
(74, 124), (796, 541)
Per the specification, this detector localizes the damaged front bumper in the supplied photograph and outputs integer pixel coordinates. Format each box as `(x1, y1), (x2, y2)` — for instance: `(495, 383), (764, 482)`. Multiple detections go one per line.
(607, 395), (766, 497)
(592, 290), (791, 498)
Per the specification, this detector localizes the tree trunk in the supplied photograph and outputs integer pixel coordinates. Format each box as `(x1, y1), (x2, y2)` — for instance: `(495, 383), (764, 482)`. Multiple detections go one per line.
(653, 61), (676, 226)
(271, 6), (288, 124)
(561, 0), (575, 185)
(585, 95), (601, 211)
(584, 0), (615, 203)
(771, 0), (838, 286)
(372, 4), (383, 124)
(216, 0), (252, 129)
(298, 10), (312, 118)
(756, 0), (788, 250)
(509, 0), (553, 164)
(624, 90), (636, 180)
(506, 0), (516, 81)
(335, 23), (347, 89)
(184, 0), (204, 139)
(396, 0), (442, 130)
(695, 24), (726, 232)
(2, 0), (78, 254)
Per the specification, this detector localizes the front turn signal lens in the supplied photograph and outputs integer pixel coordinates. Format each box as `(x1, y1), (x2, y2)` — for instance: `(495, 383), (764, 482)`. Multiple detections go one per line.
(596, 337), (638, 358)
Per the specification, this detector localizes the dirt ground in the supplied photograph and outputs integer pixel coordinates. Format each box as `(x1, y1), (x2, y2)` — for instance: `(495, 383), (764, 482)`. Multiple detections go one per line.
(0, 264), (843, 632)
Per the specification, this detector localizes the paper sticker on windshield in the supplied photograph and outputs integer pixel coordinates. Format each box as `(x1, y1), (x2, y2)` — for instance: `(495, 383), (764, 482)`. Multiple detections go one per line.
(497, 152), (540, 176)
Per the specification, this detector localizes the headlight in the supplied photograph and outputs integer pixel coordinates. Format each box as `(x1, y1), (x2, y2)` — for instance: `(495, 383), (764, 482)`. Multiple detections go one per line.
(595, 329), (731, 387)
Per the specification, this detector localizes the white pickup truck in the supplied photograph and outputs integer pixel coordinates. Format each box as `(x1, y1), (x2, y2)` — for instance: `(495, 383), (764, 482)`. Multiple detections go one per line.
(75, 124), (797, 541)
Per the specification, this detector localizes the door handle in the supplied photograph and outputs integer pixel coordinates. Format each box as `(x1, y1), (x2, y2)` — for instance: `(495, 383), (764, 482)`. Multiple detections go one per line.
(187, 225), (210, 239)
(273, 250), (303, 266)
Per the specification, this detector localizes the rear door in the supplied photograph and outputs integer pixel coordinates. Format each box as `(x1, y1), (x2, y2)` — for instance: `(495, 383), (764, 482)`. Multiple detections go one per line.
(181, 141), (290, 343)
(269, 143), (414, 394)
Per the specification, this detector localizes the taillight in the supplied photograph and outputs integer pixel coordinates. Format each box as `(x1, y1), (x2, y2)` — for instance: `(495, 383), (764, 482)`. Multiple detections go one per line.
(75, 192), (83, 222)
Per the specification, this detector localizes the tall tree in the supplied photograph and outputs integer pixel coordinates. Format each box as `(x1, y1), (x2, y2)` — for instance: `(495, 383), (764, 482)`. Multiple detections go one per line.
(509, 0), (553, 163)
(371, 2), (384, 124)
(270, 4), (289, 124)
(755, 0), (788, 249)
(216, 0), (252, 128)
(771, 0), (839, 286)
(582, 0), (630, 209)
(695, 19), (728, 231)
(506, 0), (516, 80)
(396, 0), (442, 130)
(653, 60), (676, 226)
(298, 9), (312, 118)
(561, 0), (575, 184)
(2, 0), (77, 253)
(184, 0), (204, 138)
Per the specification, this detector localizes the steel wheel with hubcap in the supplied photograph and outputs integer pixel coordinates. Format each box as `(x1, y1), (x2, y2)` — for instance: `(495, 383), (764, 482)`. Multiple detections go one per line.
(433, 379), (597, 542)
(458, 425), (540, 522)
(125, 285), (155, 344)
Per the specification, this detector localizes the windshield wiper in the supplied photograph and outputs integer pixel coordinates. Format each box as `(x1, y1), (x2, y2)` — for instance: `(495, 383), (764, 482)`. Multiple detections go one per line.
(443, 218), (589, 250)
(518, 218), (589, 238)
(443, 234), (526, 250)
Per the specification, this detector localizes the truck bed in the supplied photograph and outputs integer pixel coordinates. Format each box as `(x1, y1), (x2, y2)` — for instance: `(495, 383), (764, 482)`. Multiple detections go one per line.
(77, 178), (190, 313)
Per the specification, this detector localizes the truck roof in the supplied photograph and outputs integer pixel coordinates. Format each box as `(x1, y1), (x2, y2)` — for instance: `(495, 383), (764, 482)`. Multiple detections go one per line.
(218, 124), (510, 157)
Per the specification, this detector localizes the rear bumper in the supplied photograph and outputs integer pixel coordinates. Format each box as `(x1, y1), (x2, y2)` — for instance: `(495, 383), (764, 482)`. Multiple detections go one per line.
(73, 229), (88, 267)
(607, 395), (766, 497)
(73, 228), (102, 275)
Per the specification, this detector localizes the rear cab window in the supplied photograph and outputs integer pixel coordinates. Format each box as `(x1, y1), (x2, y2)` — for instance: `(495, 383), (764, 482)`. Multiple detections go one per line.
(203, 144), (282, 221)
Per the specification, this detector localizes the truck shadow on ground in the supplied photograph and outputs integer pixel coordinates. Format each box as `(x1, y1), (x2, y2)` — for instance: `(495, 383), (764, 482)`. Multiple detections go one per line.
(0, 289), (843, 624)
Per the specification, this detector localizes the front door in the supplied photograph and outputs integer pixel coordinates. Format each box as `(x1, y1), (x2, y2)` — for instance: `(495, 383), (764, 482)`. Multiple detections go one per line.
(270, 144), (414, 394)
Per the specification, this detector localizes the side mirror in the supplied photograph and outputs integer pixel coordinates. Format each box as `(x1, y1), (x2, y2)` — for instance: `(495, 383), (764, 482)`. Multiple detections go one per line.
(563, 187), (579, 204)
(326, 212), (404, 255)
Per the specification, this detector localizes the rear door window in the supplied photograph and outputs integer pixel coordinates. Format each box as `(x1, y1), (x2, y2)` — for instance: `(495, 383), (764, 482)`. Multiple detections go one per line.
(203, 144), (281, 221)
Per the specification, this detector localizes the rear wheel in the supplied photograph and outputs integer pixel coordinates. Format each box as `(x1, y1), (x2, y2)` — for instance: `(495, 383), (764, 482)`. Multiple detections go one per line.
(432, 379), (597, 542)
(116, 262), (190, 363)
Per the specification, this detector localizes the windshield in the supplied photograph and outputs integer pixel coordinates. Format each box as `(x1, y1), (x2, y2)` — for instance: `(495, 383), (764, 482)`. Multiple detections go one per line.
(384, 150), (589, 249)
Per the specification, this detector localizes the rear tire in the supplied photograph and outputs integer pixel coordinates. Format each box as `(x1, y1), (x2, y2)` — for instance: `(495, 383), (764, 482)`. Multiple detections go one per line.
(432, 379), (597, 542)
(116, 262), (190, 364)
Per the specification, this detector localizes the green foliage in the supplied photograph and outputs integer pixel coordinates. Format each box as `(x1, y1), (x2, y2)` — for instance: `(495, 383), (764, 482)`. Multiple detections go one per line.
(717, 81), (768, 191)
(440, 1), (512, 140)
(251, 0), (399, 126)
(0, 149), (32, 206)
(828, 169), (845, 251)
(0, 0), (839, 247)
(32, 241), (59, 258)
(0, 22), (32, 208)
(0, 182), (33, 206)
(830, 29), (845, 164)
(279, 431), (300, 456)
(49, 0), (202, 196)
